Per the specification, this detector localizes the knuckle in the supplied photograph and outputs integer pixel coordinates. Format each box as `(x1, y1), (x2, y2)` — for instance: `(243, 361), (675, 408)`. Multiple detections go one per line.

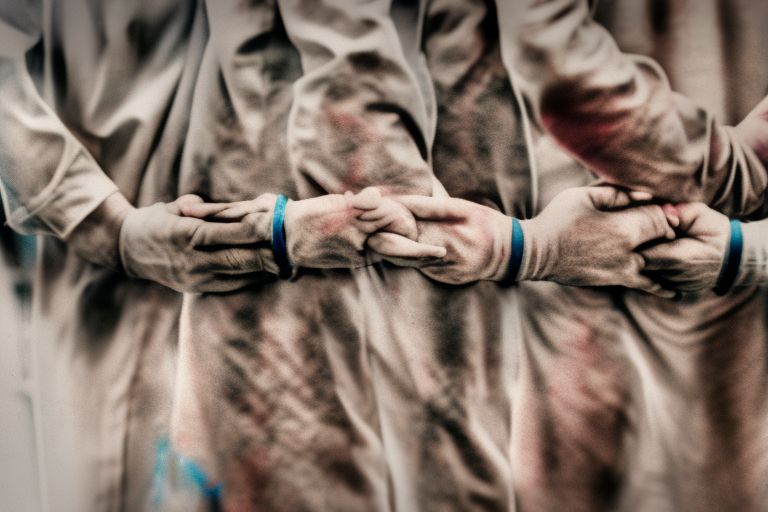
(631, 253), (646, 271)
(260, 193), (277, 203)
(186, 223), (205, 247)
(243, 212), (260, 232)
(650, 206), (668, 229)
(254, 194), (277, 210)
(350, 232), (367, 251)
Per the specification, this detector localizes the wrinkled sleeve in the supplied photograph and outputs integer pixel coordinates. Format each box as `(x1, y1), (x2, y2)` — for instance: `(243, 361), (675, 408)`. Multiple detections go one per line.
(0, 2), (118, 237)
(736, 219), (768, 287)
(497, 0), (768, 218)
(277, 0), (436, 197)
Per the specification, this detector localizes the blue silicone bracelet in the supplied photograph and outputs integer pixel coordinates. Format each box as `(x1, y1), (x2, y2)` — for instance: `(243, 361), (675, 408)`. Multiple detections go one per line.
(271, 194), (293, 279)
(713, 219), (743, 296)
(509, 218), (525, 280)
(506, 218), (525, 282)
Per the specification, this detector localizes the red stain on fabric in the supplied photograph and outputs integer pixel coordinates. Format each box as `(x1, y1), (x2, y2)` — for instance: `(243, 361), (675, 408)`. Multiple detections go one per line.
(326, 107), (386, 192)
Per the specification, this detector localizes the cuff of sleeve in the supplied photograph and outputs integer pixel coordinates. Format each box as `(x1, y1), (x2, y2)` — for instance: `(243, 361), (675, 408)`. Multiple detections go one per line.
(734, 220), (768, 287)
(5, 150), (119, 239)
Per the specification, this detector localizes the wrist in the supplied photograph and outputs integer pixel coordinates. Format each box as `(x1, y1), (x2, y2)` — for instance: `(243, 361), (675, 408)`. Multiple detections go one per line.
(490, 214), (514, 281)
(516, 218), (551, 282)
(67, 191), (134, 270)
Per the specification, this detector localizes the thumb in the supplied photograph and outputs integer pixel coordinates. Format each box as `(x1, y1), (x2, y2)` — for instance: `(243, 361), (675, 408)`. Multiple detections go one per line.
(393, 196), (466, 220)
(348, 187), (383, 211)
(167, 194), (204, 215)
(587, 187), (653, 211)
(672, 203), (708, 233)
(367, 232), (447, 260)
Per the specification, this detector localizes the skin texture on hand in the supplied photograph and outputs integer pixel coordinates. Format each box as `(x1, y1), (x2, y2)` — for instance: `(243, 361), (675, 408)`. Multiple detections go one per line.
(286, 188), (445, 268)
(181, 187), (446, 271)
(120, 194), (278, 293)
(518, 187), (678, 297)
(368, 196), (513, 285)
(640, 203), (730, 293)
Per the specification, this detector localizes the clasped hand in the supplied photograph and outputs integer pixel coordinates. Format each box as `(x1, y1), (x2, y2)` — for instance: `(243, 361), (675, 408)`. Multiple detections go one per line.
(112, 185), (709, 296)
(371, 187), (680, 297)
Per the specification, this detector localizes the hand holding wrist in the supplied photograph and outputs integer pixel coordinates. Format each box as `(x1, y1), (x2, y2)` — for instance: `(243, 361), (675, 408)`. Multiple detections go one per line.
(641, 203), (732, 294)
(512, 187), (676, 297)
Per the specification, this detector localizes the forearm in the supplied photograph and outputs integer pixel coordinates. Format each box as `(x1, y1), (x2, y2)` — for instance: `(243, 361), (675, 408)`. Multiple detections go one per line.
(498, 0), (768, 216)
(0, 9), (119, 237)
(64, 192), (134, 270)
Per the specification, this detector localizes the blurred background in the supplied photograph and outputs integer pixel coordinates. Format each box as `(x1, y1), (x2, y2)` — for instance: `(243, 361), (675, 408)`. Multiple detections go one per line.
(1, 203), (42, 512)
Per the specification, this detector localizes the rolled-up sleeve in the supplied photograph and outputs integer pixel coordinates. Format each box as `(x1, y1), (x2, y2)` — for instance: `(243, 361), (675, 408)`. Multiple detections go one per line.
(497, 0), (768, 218)
(0, 2), (118, 238)
(277, 0), (436, 197)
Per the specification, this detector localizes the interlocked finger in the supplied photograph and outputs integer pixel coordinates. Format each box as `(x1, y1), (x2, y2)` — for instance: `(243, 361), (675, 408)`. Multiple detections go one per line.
(190, 217), (270, 247)
(627, 274), (676, 298)
(357, 200), (418, 239)
(394, 195), (467, 220)
(639, 241), (688, 271)
(619, 205), (675, 247)
(195, 246), (269, 273)
(367, 232), (446, 260)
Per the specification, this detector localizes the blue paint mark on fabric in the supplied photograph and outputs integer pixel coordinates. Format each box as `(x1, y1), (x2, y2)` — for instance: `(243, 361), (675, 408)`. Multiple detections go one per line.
(151, 437), (171, 506)
(151, 436), (223, 511)
(180, 455), (223, 507)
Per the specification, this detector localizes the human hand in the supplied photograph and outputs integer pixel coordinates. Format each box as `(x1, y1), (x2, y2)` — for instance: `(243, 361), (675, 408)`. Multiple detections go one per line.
(181, 187), (446, 270)
(367, 196), (513, 285)
(518, 186), (678, 297)
(639, 202), (730, 293)
(119, 195), (278, 293)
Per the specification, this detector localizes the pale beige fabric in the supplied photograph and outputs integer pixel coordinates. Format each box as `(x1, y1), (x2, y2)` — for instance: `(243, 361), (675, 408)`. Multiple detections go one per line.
(169, 0), (530, 510)
(0, 2), (206, 510)
(738, 221), (768, 287)
(0, 234), (42, 512)
(499, 0), (768, 218)
(505, 2), (768, 511)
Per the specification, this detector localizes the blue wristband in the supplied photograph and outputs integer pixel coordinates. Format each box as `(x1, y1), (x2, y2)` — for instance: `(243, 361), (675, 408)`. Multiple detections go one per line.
(713, 219), (743, 296)
(504, 218), (525, 283)
(271, 194), (293, 279)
